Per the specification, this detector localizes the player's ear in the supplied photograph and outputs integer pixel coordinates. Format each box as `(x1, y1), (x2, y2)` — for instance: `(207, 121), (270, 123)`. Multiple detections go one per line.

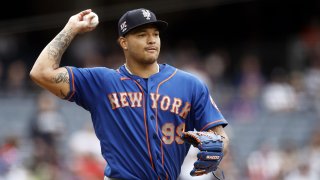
(118, 37), (128, 50)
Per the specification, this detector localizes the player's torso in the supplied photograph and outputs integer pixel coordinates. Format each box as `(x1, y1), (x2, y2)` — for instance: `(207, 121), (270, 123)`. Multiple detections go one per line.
(92, 64), (194, 179)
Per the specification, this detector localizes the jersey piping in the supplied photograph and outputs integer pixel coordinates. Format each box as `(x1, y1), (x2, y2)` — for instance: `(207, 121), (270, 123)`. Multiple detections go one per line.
(65, 66), (76, 100)
(200, 119), (225, 131)
(155, 68), (178, 179)
(132, 79), (155, 170)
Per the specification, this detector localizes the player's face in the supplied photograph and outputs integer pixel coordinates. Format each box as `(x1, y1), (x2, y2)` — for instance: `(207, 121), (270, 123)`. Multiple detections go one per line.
(124, 25), (161, 65)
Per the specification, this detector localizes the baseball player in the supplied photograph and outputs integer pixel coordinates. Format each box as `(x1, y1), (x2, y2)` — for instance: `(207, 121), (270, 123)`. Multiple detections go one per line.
(30, 8), (229, 180)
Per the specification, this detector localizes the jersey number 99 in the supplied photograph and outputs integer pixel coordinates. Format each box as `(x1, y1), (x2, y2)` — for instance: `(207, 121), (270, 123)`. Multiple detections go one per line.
(161, 123), (185, 145)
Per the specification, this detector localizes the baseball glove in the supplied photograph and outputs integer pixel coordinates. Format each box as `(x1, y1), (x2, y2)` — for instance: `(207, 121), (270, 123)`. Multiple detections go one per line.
(181, 131), (224, 176)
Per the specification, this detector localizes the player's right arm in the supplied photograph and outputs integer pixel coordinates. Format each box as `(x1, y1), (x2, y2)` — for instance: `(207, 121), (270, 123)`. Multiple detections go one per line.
(30, 9), (97, 98)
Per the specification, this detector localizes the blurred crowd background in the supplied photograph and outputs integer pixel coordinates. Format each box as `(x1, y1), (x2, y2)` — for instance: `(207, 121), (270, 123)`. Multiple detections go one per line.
(0, 0), (320, 180)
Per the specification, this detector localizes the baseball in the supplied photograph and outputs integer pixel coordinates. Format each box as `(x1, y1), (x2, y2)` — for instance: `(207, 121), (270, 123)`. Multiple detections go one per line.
(84, 12), (99, 27)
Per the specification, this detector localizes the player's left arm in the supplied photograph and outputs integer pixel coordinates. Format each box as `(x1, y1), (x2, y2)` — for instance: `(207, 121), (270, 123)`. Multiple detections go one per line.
(182, 125), (229, 176)
(207, 125), (229, 155)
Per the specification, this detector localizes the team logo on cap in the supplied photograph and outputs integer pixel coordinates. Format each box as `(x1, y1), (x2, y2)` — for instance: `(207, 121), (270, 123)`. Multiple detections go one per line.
(142, 9), (151, 20)
(120, 21), (127, 32)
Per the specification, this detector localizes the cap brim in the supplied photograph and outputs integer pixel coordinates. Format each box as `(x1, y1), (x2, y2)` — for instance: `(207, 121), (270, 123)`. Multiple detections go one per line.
(122, 20), (168, 36)
(152, 20), (168, 31)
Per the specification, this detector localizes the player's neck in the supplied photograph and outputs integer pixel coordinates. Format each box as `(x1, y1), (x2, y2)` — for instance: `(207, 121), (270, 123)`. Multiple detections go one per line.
(125, 62), (159, 78)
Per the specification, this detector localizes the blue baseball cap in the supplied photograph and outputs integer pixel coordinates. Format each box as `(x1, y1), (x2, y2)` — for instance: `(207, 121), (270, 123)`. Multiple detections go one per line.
(118, 8), (168, 37)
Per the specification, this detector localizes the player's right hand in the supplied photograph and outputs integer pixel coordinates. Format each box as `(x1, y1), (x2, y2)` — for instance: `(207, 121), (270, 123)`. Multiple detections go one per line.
(65, 9), (97, 34)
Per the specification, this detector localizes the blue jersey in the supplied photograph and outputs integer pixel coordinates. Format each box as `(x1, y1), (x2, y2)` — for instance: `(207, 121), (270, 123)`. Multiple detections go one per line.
(65, 64), (228, 180)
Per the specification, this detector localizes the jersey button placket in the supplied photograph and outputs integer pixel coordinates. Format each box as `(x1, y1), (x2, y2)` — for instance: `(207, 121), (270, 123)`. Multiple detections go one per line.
(153, 133), (157, 139)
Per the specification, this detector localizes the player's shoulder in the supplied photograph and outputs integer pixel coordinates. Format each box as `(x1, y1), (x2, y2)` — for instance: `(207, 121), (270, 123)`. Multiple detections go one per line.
(161, 64), (208, 91)
(81, 66), (115, 72)
(164, 64), (196, 78)
(173, 66), (206, 85)
(69, 66), (118, 75)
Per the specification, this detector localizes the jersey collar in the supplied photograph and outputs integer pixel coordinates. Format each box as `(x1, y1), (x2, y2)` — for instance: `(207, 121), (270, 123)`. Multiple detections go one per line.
(119, 63), (176, 83)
